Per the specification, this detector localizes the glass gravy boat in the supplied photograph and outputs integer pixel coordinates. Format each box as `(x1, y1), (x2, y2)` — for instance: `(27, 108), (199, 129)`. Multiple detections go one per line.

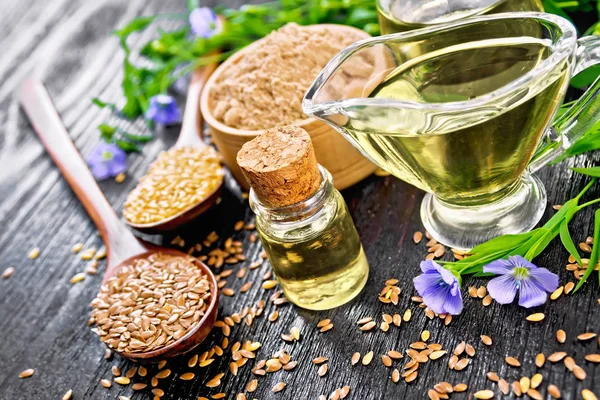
(377, 0), (543, 34)
(303, 13), (600, 250)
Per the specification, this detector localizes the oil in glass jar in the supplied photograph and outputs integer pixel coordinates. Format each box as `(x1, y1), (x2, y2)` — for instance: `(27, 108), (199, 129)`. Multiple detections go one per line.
(237, 126), (369, 310)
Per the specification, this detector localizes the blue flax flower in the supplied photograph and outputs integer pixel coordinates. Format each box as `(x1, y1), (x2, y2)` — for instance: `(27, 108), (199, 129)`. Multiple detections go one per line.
(145, 95), (181, 125)
(413, 260), (463, 315)
(483, 255), (559, 308)
(87, 142), (126, 180)
(189, 7), (222, 38)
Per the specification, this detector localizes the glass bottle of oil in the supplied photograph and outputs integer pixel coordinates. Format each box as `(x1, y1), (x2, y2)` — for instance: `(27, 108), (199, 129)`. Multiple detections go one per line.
(237, 126), (368, 310)
(250, 165), (369, 310)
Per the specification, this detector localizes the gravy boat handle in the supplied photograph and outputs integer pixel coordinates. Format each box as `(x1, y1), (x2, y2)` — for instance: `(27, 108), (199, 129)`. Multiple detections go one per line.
(528, 36), (600, 172)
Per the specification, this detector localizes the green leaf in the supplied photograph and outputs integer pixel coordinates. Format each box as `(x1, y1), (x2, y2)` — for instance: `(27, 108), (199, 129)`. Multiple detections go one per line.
(98, 124), (116, 142)
(572, 166), (600, 177)
(113, 16), (156, 41)
(552, 129), (600, 163)
(574, 208), (600, 292)
(114, 139), (141, 153)
(570, 65), (600, 89)
(121, 131), (153, 143)
(542, 0), (573, 21)
(559, 219), (583, 266)
(186, 0), (200, 11)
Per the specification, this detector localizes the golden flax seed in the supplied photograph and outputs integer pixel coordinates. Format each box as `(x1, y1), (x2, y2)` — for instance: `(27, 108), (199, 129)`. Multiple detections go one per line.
(548, 352), (567, 362)
(526, 313), (545, 322)
(557, 330), (566, 343)
(531, 373), (542, 389)
(18, 369), (34, 379)
(505, 356), (521, 367)
(547, 385), (561, 399)
(582, 389), (598, 400)
(578, 332), (597, 341)
(473, 390), (494, 399)
(453, 383), (468, 392)
(535, 353), (545, 367)
(362, 351), (374, 365)
(481, 335), (492, 345)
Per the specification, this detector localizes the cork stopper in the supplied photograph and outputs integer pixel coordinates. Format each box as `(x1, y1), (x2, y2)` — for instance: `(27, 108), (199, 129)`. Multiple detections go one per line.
(236, 126), (321, 208)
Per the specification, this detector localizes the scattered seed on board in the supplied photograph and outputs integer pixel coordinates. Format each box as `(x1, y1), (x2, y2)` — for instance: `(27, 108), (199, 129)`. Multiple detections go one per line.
(272, 382), (286, 393)
(482, 295), (492, 306)
(585, 354), (600, 362)
(531, 373), (543, 389)
(100, 379), (111, 388)
(526, 313), (545, 322)
(2, 267), (15, 279)
(582, 389), (598, 400)
(520, 377), (530, 392)
(317, 319), (330, 328)
(386, 368), (399, 385)
(474, 389), (495, 399)
(360, 321), (376, 331)
(18, 369), (34, 379)
(535, 353), (545, 367)
(114, 377), (130, 385)
(505, 356), (521, 367)
(180, 372), (195, 380)
(547, 385), (561, 399)
(487, 372), (499, 382)
(313, 356), (328, 365)
(498, 379), (509, 395)
(28, 248), (40, 259)
(578, 332), (597, 341)
(476, 286), (487, 298)
(62, 389), (73, 400)
(362, 351), (374, 365)
(318, 364), (328, 377)
(565, 281), (575, 294)
(413, 231), (423, 244)
(548, 352), (567, 362)
(351, 352), (360, 365)
(481, 335), (492, 346)
(454, 358), (470, 371)
(290, 327), (300, 341)
(557, 329), (566, 343)
(453, 383), (468, 392)
(403, 309), (412, 322)
(454, 341), (466, 356)
(551, 286), (563, 300)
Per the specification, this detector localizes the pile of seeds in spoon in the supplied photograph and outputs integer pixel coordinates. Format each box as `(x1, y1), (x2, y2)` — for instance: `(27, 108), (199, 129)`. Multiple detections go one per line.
(123, 146), (223, 225)
(89, 253), (212, 354)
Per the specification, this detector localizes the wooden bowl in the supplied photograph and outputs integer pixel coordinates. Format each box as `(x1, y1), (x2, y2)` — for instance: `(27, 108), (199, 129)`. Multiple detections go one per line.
(200, 24), (377, 191)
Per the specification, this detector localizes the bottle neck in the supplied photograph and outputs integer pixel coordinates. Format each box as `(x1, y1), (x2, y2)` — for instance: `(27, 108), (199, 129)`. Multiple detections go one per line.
(249, 165), (334, 223)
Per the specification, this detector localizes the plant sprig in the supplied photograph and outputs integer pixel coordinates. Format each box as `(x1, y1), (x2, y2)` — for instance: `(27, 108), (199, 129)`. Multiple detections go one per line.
(93, 0), (380, 152)
(440, 177), (600, 290)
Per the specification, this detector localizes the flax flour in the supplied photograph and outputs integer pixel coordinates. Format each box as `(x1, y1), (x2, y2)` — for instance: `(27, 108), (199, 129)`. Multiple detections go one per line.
(210, 23), (363, 130)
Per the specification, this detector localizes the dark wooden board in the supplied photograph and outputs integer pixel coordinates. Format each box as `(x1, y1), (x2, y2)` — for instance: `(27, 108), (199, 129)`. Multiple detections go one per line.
(0, 1), (598, 399)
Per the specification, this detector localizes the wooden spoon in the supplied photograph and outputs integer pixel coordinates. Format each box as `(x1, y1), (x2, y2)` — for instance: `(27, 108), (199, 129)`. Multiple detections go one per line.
(17, 78), (219, 362)
(126, 63), (224, 233)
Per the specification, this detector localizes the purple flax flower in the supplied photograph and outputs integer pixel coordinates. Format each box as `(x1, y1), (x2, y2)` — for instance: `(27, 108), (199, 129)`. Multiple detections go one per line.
(413, 260), (463, 315)
(145, 95), (181, 125)
(483, 255), (559, 308)
(189, 7), (222, 38)
(87, 142), (126, 180)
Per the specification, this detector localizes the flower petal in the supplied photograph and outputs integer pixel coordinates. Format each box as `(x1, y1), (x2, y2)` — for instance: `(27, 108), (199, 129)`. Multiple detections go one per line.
(413, 272), (441, 298)
(419, 260), (438, 274)
(528, 267), (559, 293)
(442, 288), (463, 315)
(434, 262), (458, 286)
(483, 258), (514, 275)
(486, 274), (518, 304)
(421, 284), (451, 315)
(518, 279), (548, 308)
(508, 255), (539, 270)
(90, 162), (110, 180)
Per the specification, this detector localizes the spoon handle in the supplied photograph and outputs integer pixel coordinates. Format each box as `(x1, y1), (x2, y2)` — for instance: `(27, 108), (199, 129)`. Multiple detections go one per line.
(17, 78), (146, 270)
(176, 61), (218, 148)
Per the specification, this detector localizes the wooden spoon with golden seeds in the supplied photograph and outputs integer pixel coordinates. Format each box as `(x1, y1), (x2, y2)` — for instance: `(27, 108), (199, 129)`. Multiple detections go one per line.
(124, 61), (224, 233)
(18, 79), (219, 361)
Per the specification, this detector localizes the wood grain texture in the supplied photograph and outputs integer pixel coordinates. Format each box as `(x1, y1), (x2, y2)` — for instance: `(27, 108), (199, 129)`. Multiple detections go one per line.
(0, 1), (598, 399)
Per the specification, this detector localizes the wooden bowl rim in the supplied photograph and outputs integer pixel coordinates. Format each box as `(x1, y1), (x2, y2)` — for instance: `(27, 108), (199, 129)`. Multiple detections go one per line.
(200, 24), (371, 137)
(114, 249), (220, 362)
